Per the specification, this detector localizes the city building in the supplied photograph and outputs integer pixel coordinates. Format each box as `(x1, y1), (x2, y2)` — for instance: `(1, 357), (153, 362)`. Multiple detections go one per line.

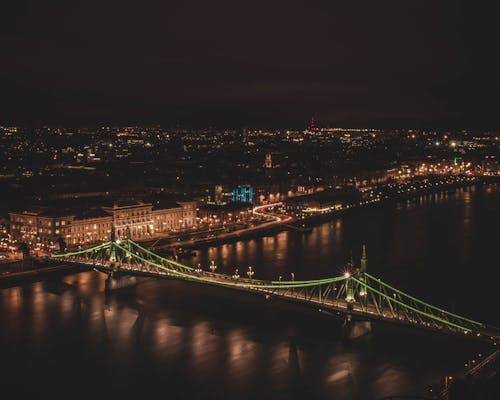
(206, 184), (231, 205)
(9, 199), (197, 250)
(285, 187), (361, 217)
(232, 185), (254, 203)
(197, 202), (254, 228)
(264, 152), (272, 168)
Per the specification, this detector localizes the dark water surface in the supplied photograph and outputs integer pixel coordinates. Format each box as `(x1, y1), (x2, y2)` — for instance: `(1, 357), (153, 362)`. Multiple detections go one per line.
(1, 184), (499, 399)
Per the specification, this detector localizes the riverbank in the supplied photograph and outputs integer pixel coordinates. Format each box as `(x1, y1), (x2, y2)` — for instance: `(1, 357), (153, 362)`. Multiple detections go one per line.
(0, 262), (77, 286)
(286, 175), (497, 228)
(157, 176), (497, 251)
(434, 345), (500, 399)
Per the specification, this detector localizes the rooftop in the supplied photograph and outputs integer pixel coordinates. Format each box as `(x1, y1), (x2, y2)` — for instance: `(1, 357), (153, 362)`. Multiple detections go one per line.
(9, 193), (196, 220)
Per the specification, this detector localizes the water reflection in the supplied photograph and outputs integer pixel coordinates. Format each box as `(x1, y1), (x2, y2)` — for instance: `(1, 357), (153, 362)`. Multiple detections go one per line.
(153, 317), (184, 356)
(190, 321), (216, 370)
(226, 328), (257, 383)
(372, 364), (411, 399)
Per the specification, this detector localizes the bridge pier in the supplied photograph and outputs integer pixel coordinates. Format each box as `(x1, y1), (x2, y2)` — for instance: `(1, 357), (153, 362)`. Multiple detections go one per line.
(104, 273), (137, 291)
(341, 318), (372, 340)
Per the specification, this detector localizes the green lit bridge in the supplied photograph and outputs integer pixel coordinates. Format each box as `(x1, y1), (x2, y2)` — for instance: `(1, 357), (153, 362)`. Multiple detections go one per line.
(50, 238), (500, 341)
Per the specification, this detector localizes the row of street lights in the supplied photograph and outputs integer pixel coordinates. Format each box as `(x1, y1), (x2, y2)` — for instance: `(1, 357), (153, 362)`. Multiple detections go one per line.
(194, 261), (254, 279)
(193, 261), (297, 282)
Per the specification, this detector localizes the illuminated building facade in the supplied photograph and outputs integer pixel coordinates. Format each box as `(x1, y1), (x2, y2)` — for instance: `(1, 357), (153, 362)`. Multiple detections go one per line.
(232, 186), (254, 203)
(207, 185), (231, 205)
(9, 200), (197, 250)
(265, 152), (272, 168)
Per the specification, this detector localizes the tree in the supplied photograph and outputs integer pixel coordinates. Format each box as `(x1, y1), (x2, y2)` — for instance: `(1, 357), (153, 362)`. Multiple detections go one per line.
(18, 242), (29, 258)
(56, 236), (66, 252)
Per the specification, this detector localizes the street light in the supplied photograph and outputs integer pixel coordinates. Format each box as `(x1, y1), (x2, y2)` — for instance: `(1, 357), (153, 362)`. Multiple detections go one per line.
(209, 260), (217, 274)
(195, 263), (202, 273)
(232, 268), (240, 279)
(290, 272), (294, 281)
(247, 266), (254, 279)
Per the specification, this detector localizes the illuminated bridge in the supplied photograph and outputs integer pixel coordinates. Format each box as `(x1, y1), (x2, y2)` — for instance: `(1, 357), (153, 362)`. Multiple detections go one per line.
(50, 237), (500, 341)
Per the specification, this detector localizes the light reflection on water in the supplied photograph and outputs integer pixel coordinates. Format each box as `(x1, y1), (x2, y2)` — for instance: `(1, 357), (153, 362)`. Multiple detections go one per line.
(0, 184), (499, 399)
(372, 364), (410, 398)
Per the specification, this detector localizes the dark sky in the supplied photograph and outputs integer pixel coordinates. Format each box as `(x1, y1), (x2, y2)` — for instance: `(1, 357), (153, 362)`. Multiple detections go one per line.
(1, 1), (499, 128)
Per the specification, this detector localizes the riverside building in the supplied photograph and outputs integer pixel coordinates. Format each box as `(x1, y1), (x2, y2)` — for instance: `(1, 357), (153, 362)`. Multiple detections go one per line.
(9, 198), (196, 250)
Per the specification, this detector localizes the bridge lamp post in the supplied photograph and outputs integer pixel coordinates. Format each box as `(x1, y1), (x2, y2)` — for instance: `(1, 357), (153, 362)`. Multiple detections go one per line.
(232, 269), (240, 280)
(195, 263), (202, 273)
(444, 375), (453, 389)
(209, 260), (217, 274)
(290, 272), (294, 281)
(247, 266), (254, 280)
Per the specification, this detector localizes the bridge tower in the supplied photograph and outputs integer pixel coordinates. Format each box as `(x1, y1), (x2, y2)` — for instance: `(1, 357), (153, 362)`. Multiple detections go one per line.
(345, 251), (355, 304)
(106, 225), (137, 291)
(125, 226), (132, 251)
(345, 274), (354, 301)
(343, 246), (372, 339)
(358, 245), (368, 304)
(360, 244), (367, 273)
(109, 226), (117, 263)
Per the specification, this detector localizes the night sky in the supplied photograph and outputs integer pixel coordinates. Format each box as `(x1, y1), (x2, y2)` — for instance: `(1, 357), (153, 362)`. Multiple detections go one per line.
(1, 1), (499, 128)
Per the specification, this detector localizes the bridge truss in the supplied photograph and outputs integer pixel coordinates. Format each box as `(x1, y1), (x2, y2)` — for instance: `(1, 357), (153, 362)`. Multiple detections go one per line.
(50, 239), (497, 340)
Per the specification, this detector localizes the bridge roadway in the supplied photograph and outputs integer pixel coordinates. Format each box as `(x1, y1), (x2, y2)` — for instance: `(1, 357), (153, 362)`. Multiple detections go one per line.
(62, 254), (500, 342)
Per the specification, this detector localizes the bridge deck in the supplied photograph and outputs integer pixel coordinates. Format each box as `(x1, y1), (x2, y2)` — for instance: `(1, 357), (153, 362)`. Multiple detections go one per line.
(49, 238), (499, 342)
(60, 257), (498, 341)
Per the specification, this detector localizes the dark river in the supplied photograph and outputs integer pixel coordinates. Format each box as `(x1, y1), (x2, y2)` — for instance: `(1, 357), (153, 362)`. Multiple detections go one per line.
(1, 184), (499, 399)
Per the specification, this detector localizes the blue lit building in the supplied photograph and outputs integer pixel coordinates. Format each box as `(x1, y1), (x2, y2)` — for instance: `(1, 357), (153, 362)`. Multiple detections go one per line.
(232, 186), (253, 203)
